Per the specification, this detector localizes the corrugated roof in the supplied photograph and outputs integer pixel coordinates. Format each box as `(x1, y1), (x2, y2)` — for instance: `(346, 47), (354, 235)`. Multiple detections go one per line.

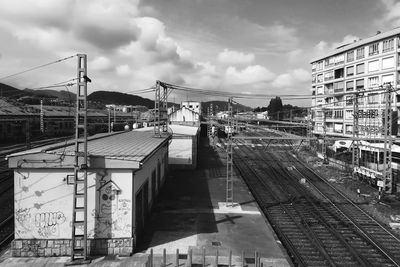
(311, 27), (400, 63)
(48, 131), (169, 161)
(8, 131), (170, 169)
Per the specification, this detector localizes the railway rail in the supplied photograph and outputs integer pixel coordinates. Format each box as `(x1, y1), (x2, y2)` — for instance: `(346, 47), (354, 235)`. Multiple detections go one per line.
(230, 130), (400, 266)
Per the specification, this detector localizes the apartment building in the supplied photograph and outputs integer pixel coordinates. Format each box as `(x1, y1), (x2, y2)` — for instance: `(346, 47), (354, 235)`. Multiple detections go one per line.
(311, 28), (400, 138)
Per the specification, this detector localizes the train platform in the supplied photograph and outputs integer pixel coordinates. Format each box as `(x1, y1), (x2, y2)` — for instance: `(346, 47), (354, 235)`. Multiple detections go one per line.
(136, 137), (291, 266)
(0, 137), (291, 267)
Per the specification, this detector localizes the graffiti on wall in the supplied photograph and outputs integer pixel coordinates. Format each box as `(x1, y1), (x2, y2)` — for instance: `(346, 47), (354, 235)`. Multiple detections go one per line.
(15, 208), (67, 238)
(89, 178), (132, 238)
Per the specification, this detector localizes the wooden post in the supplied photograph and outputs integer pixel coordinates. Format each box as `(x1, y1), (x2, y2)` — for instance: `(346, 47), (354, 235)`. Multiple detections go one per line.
(202, 247), (206, 267)
(228, 250), (232, 267)
(188, 248), (192, 267)
(242, 251), (245, 267)
(254, 251), (258, 267)
(163, 248), (167, 267)
(176, 249), (179, 267)
(215, 249), (218, 267)
(150, 249), (153, 267)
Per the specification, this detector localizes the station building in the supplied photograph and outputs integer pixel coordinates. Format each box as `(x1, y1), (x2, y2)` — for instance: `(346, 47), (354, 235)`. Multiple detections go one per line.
(310, 28), (400, 138)
(7, 131), (171, 257)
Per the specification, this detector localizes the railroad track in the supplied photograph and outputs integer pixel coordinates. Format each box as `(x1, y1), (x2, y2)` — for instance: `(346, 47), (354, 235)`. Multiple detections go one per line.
(230, 130), (400, 266)
(0, 215), (13, 249)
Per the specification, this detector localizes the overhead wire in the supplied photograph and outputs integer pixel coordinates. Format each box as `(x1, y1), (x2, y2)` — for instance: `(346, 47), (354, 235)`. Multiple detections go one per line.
(0, 54), (77, 81)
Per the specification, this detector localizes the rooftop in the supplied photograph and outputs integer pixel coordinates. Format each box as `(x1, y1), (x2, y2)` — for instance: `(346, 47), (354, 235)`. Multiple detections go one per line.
(8, 131), (171, 169)
(311, 27), (400, 63)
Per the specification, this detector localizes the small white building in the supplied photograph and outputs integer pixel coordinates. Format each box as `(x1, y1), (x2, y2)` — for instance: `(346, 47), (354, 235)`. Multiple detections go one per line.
(7, 131), (170, 257)
(181, 101), (201, 115)
(169, 106), (200, 126)
(135, 125), (200, 169)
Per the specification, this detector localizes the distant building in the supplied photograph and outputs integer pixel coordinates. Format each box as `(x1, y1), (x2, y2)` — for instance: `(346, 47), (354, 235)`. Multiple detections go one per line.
(8, 131), (171, 257)
(256, 111), (269, 120)
(105, 104), (148, 113)
(169, 105), (200, 126)
(310, 28), (400, 137)
(181, 101), (201, 115)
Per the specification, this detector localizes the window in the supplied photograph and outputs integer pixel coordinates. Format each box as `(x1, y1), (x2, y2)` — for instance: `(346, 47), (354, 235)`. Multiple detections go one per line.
(382, 39), (394, 52)
(356, 79), (364, 90)
(368, 60), (379, 72)
(325, 83), (333, 94)
(334, 110), (343, 119)
(316, 61), (323, 71)
(345, 110), (353, 120)
(382, 74), (394, 85)
(345, 96), (353, 106)
(324, 71), (334, 81)
(347, 51), (354, 62)
(368, 93), (379, 104)
(369, 42), (379, 56)
(334, 81), (344, 92)
(368, 76), (379, 88)
(334, 68), (344, 79)
(312, 63), (317, 72)
(346, 80), (354, 91)
(346, 66), (354, 77)
(317, 74), (323, 83)
(356, 63), (364, 74)
(356, 47), (365, 59)
(334, 96), (343, 106)
(312, 74), (316, 83)
(316, 86), (324, 95)
(382, 56), (394, 69)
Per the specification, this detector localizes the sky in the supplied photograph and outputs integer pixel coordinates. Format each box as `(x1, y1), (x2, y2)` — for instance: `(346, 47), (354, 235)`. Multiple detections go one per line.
(0, 0), (399, 108)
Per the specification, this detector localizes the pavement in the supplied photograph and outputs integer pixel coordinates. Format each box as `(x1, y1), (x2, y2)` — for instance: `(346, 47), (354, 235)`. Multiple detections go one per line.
(0, 137), (291, 267)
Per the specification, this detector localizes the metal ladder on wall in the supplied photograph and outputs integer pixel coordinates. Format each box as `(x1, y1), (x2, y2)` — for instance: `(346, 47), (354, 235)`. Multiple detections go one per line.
(69, 54), (90, 264)
(226, 97), (234, 206)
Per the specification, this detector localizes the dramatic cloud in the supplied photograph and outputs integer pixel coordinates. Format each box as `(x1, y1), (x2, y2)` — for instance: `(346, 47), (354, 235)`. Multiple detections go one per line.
(217, 49), (255, 66)
(224, 65), (275, 85)
(379, 0), (400, 28)
(272, 68), (310, 88)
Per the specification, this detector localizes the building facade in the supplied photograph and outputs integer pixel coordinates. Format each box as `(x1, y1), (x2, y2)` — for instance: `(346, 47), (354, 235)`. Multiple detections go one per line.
(311, 28), (400, 138)
(8, 131), (170, 257)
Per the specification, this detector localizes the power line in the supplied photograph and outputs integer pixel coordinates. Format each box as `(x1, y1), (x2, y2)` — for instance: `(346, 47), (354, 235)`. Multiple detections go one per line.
(0, 54), (77, 81)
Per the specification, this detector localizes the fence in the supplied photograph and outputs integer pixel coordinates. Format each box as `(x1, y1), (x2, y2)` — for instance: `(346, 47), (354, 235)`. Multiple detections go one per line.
(146, 248), (263, 267)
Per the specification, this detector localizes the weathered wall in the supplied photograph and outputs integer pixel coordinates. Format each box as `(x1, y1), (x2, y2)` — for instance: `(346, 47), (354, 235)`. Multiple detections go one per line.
(169, 137), (193, 165)
(12, 142), (169, 256)
(14, 169), (133, 240)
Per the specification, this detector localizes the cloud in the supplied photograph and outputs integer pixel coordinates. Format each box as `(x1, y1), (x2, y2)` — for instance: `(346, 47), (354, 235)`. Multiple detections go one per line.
(116, 64), (132, 77)
(272, 68), (310, 88)
(378, 0), (400, 28)
(224, 65), (275, 85)
(217, 49), (255, 66)
(312, 34), (360, 59)
(91, 56), (112, 72)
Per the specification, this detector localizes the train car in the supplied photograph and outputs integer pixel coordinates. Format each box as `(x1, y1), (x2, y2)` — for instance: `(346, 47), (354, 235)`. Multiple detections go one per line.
(353, 141), (400, 185)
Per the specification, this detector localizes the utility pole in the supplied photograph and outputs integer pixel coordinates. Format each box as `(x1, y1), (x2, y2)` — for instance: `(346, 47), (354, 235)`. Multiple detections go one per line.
(40, 100), (44, 133)
(108, 107), (111, 133)
(322, 109), (328, 164)
(352, 92), (360, 179)
(154, 81), (169, 136)
(307, 108), (313, 148)
(226, 97), (234, 207)
(380, 83), (394, 198)
(69, 54), (90, 264)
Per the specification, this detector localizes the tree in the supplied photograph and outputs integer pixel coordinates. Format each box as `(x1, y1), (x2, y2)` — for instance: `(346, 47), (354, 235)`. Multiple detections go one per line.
(267, 96), (283, 120)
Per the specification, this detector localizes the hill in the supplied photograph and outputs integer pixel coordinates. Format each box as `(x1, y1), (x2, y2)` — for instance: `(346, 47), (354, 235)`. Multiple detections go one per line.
(0, 83), (32, 98)
(88, 91), (156, 109)
(23, 88), (76, 101)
